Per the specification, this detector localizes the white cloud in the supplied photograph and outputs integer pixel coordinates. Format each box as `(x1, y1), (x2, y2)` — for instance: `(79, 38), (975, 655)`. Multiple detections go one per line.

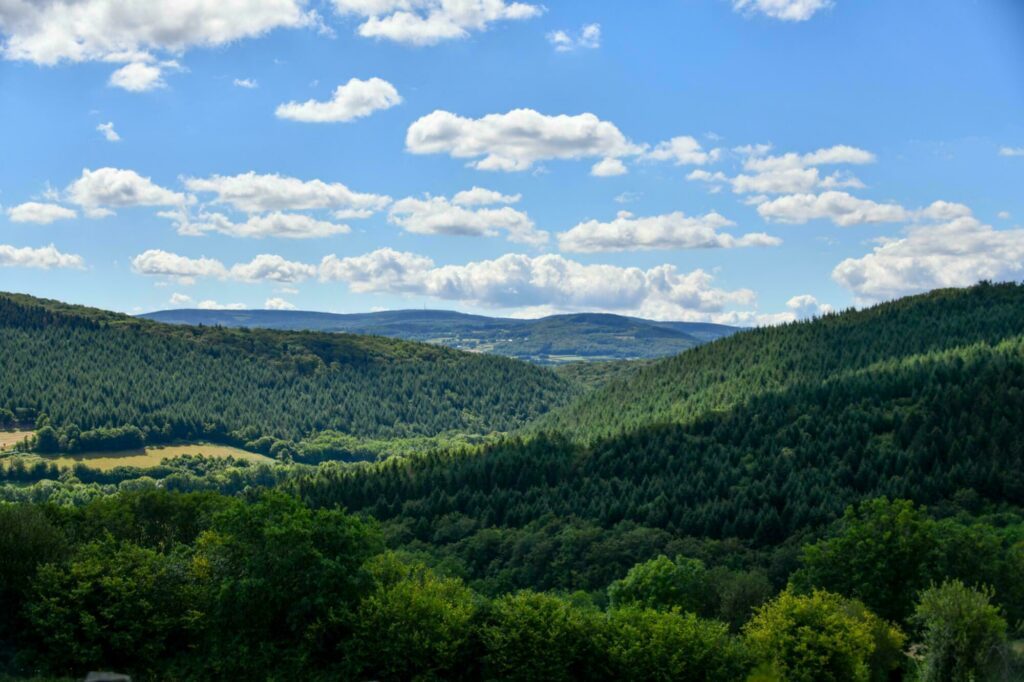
(999, 211), (1011, 220)
(388, 194), (547, 245)
(614, 191), (641, 204)
(134, 249), (318, 285)
(732, 0), (833, 21)
(645, 136), (721, 166)
(451, 186), (520, 206)
(66, 167), (186, 217)
(547, 23), (600, 52)
(108, 61), (166, 91)
(406, 108), (642, 172)
(689, 144), (875, 196)
(229, 254), (317, 282)
(757, 191), (908, 226)
(557, 210), (781, 253)
(173, 210), (351, 239)
(999, 147), (1024, 157)
(184, 171), (390, 213)
(590, 157), (627, 177)
(233, 78), (258, 89)
(319, 247), (435, 293)
(0, 0), (315, 93)
(265, 297), (296, 310)
(332, 0), (543, 46)
(197, 300), (248, 310)
(169, 293), (192, 305)
(319, 248), (758, 320)
(786, 294), (833, 319)
(96, 121), (120, 142)
(833, 210), (1024, 302)
(6, 202), (77, 224)
(131, 249), (228, 283)
(0, 243), (84, 269)
(275, 77), (401, 123)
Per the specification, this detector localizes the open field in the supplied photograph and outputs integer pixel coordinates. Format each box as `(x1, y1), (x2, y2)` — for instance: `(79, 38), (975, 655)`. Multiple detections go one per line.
(0, 430), (32, 451)
(45, 443), (274, 471)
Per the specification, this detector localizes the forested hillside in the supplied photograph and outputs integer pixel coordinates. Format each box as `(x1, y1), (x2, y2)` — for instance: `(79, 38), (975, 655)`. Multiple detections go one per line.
(142, 307), (738, 363)
(538, 282), (1024, 440)
(1, 285), (1023, 680)
(281, 283), (1024, 594)
(0, 293), (574, 447)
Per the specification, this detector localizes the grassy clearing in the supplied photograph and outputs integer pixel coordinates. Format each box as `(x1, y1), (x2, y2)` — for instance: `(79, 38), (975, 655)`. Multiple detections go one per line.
(45, 443), (274, 471)
(0, 430), (33, 450)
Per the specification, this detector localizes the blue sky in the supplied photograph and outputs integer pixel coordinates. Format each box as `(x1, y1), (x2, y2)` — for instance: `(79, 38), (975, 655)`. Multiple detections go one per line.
(2, 0), (1023, 323)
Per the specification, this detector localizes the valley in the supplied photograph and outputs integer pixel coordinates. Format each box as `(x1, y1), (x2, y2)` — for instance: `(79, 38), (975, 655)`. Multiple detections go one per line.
(1, 283), (1022, 680)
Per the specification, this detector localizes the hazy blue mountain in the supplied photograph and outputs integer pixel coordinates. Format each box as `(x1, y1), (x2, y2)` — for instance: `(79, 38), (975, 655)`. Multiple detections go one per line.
(140, 308), (740, 363)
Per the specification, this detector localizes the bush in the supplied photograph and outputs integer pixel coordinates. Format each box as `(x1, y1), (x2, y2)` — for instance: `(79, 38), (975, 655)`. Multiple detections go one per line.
(605, 606), (750, 681)
(911, 580), (1007, 682)
(743, 588), (905, 682)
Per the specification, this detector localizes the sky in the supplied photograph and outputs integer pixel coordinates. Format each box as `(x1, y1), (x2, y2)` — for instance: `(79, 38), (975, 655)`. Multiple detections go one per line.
(1, 0), (1023, 324)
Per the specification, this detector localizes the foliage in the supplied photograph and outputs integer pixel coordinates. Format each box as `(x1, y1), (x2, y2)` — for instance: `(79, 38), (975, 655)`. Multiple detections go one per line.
(351, 554), (477, 681)
(911, 580), (1008, 682)
(479, 590), (604, 681)
(607, 554), (713, 615)
(603, 607), (749, 681)
(743, 588), (905, 682)
(0, 292), (573, 447)
(22, 538), (194, 676)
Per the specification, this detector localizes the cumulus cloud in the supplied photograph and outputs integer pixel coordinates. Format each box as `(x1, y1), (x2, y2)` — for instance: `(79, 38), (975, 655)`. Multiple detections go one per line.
(169, 293), (192, 305)
(197, 300), (247, 310)
(547, 23), (600, 52)
(388, 194), (547, 245)
(233, 78), (258, 89)
(134, 249), (318, 284)
(6, 202), (77, 224)
(557, 210), (780, 253)
(172, 210), (351, 239)
(275, 77), (401, 123)
(786, 294), (833, 319)
(687, 144), (873, 196)
(406, 108), (642, 172)
(319, 248), (758, 320)
(732, 0), (833, 21)
(451, 186), (520, 206)
(590, 158), (627, 177)
(131, 249), (228, 283)
(96, 121), (120, 142)
(66, 167), (186, 217)
(184, 171), (390, 213)
(332, 0), (542, 46)
(757, 191), (908, 226)
(0, 243), (84, 269)
(229, 254), (317, 282)
(719, 144), (875, 195)
(999, 147), (1024, 157)
(265, 297), (296, 310)
(108, 60), (170, 91)
(832, 209), (1024, 303)
(644, 136), (721, 166)
(0, 0), (315, 88)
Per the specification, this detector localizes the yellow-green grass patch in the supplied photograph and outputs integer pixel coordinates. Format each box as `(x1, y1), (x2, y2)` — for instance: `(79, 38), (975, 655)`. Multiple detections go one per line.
(0, 430), (33, 451)
(44, 443), (274, 471)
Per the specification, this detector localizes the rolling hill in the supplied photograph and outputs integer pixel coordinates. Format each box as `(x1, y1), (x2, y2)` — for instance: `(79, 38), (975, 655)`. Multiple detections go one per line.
(0, 292), (575, 447)
(140, 308), (739, 363)
(293, 282), (1024, 584)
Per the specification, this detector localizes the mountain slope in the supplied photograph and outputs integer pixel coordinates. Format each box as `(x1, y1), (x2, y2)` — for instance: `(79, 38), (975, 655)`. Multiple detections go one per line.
(536, 282), (1024, 441)
(140, 308), (739, 363)
(289, 284), (1024, 594)
(0, 293), (574, 444)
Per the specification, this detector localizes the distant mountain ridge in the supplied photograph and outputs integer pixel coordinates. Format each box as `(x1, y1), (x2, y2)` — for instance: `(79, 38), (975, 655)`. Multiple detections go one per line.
(139, 308), (740, 363)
